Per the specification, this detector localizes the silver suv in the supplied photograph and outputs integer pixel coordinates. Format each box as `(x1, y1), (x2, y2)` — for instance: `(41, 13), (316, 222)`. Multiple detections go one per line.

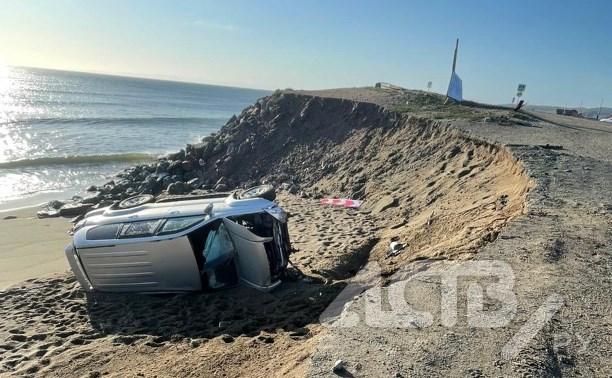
(65, 186), (292, 293)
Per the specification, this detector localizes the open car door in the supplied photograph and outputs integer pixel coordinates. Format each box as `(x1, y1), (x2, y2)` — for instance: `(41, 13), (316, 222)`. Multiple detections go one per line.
(221, 218), (282, 291)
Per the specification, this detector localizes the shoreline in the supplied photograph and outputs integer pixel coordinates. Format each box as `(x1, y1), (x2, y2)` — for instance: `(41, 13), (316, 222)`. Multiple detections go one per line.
(0, 189), (80, 213)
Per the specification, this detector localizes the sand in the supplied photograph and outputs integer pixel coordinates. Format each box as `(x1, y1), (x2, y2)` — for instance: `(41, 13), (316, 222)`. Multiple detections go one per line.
(0, 208), (71, 290)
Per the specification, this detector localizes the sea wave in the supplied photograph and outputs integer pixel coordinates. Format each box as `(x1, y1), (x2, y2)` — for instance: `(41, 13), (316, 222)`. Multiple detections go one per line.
(0, 153), (156, 169)
(1, 116), (226, 127)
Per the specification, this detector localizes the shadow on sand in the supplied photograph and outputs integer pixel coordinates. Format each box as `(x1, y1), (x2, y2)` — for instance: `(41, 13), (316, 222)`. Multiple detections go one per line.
(85, 280), (345, 344)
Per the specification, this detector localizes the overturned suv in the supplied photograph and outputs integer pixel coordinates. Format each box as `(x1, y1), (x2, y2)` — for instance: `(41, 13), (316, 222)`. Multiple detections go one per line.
(65, 185), (292, 293)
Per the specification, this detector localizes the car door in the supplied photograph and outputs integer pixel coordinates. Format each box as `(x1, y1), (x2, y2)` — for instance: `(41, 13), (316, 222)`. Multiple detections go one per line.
(221, 218), (281, 291)
(76, 235), (202, 293)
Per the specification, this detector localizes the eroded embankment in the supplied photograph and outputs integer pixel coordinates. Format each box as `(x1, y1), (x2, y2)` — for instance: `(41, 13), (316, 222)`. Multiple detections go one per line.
(198, 92), (532, 279)
(306, 114), (533, 277)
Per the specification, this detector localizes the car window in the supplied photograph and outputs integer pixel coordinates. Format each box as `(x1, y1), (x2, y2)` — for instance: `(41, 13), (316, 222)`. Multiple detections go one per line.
(157, 216), (204, 235)
(120, 220), (160, 238)
(203, 223), (236, 288)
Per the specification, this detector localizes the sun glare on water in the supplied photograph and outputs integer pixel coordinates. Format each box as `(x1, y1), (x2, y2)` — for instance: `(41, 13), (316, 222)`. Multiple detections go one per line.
(0, 58), (11, 96)
(0, 59), (22, 164)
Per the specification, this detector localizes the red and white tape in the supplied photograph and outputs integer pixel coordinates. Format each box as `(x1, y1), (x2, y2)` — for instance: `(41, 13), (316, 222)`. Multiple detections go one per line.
(320, 198), (363, 208)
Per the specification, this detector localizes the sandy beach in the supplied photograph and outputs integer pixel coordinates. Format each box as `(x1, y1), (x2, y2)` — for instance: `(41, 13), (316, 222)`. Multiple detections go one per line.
(0, 208), (70, 291)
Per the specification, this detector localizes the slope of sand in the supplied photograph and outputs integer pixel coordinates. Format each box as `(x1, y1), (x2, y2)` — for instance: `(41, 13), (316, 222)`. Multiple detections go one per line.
(0, 208), (70, 290)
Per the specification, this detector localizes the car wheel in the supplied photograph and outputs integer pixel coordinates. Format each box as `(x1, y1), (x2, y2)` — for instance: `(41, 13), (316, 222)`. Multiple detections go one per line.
(118, 194), (155, 209)
(240, 185), (276, 201)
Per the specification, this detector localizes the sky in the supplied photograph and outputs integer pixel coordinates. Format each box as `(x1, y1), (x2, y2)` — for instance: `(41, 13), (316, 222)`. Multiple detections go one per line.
(0, 0), (610, 106)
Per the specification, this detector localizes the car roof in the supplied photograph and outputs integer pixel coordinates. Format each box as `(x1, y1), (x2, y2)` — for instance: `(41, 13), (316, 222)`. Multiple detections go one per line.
(82, 193), (276, 226)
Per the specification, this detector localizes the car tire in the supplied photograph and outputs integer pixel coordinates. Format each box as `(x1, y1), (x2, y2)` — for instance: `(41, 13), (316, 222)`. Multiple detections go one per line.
(118, 194), (155, 209)
(240, 185), (276, 201)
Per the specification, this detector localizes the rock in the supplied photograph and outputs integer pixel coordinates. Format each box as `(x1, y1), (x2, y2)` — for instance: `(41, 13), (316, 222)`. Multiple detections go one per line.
(187, 178), (202, 189)
(289, 184), (300, 194)
(167, 149), (185, 161)
(189, 339), (201, 348)
(202, 141), (215, 158)
(167, 182), (179, 195)
(181, 160), (193, 171)
(221, 334), (234, 343)
(47, 200), (64, 210)
(201, 135), (215, 143)
(277, 173), (290, 183)
(167, 160), (182, 172)
(332, 360), (344, 373)
(82, 192), (102, 205)
(85, 185), (98, 192)
(212, 142), (225, 154)
(372, 195), (399, 214)
(237, 142), (250, 155)
(59, 203), (93, 217)
(155, 160), (170, 173)
(37, 210), (60, 218)
(257, 335), (274, 344)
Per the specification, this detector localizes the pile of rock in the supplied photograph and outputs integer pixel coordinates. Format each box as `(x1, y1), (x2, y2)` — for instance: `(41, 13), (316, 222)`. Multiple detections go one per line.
(39, 91), (391, 218)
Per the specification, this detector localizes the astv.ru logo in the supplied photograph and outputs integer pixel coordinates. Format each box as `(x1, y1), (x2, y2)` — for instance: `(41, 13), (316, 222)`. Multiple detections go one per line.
(319, 260), (580, 359)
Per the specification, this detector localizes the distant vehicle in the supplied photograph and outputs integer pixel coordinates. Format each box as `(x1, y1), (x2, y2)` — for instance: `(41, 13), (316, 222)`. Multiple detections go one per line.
(65, 186), (293, 293)
(600, 117), (612, 123)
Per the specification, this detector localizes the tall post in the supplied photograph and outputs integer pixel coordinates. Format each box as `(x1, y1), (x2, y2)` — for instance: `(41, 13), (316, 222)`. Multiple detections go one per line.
(452, 39), (459, 73)
(445, 39), (460, 105)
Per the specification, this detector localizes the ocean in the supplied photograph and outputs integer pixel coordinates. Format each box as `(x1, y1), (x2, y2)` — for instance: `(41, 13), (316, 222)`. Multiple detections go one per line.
(0, 66), (270, 211)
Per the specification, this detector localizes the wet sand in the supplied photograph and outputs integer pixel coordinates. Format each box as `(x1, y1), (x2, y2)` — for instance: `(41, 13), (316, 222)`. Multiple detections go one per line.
(0, 208), (70, 290)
